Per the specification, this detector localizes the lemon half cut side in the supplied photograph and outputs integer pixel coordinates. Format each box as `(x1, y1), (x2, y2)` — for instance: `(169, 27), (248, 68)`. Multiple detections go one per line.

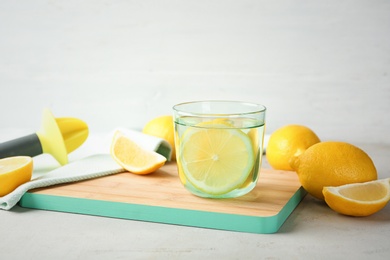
(180, 124), (255, 195)
(0, 156), (33, 196)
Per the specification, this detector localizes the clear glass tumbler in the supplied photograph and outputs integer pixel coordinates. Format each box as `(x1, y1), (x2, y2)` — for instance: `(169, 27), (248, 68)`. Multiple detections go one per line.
(173, 100), (266, 198)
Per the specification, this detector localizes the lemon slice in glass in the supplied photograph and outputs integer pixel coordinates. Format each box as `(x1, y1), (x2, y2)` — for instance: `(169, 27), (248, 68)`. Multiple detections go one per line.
(180, 124), (255, 195)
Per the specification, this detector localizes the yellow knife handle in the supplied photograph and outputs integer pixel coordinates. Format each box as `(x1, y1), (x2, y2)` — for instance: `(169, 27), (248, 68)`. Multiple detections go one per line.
(0, 134), (43, 159)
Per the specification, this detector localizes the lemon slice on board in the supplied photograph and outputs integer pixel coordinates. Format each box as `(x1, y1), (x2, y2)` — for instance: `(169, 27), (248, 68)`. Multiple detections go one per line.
(110, 131), (166, 175)
(323, 178), (390, 217)
(0, 156), (33, 196)
(179, 124), (255, 195)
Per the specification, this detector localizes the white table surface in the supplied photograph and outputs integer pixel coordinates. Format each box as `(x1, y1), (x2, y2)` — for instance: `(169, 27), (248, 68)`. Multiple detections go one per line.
(1, 0), (390, 259)
(1, 141), (390, 259)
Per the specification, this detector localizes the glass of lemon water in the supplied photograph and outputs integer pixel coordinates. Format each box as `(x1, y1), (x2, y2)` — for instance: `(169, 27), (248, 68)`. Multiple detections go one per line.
(173, 100), (266, 198)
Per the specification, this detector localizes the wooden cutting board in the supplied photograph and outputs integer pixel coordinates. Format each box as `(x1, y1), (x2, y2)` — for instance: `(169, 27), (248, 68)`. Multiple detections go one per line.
(19, 162), (306, 234)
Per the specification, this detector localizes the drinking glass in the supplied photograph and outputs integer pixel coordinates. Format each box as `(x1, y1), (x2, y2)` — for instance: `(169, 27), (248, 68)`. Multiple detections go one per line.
(173, 100), (266, 198)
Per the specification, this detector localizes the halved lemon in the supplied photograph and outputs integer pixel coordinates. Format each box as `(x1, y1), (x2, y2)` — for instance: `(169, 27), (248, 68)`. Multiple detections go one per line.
(179, 124), (255, 195)
(323, 178), (390, 217)
(110, 131), (166, 174)
(0, 156), (33, 196)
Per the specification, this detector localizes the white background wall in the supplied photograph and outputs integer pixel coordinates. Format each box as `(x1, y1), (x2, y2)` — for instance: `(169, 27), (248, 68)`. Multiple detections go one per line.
(1, 0), (389, 145)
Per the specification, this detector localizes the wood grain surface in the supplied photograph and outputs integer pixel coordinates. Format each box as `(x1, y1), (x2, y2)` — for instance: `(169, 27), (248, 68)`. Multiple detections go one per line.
(28, 162), (302, 217)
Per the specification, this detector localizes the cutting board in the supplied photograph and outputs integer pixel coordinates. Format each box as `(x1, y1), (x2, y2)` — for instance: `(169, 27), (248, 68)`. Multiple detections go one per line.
(19, 162), (306, 234)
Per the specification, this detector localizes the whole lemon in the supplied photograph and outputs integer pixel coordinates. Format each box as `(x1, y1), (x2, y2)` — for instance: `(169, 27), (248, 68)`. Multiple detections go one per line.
(142, 115), (176, 160)
(266, 125), (320, 171)
(290, 141), (377, 200)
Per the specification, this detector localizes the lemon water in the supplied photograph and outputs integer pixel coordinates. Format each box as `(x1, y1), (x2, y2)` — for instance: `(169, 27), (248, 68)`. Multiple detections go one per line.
(174, 117), (265, 198)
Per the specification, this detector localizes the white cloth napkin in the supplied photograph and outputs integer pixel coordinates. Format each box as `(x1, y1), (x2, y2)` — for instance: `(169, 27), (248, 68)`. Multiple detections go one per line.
(0, 129), (172, 210)
(0, 154), (123, 210)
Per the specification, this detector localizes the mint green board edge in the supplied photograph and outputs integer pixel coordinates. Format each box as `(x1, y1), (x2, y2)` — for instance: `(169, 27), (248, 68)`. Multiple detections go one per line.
(19, 187), (306, 234)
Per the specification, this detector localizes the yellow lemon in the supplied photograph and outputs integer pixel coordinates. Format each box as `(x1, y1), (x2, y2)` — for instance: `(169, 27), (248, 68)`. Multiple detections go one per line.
(0, 156), (33, 196)
(110, 131), (166, 175)
(266, 124), (320, 171)
(179, 124), (255, 195)
(290, 141), (377, 200)
(323, 178), (390, 217)
(143, 115), (176, 160)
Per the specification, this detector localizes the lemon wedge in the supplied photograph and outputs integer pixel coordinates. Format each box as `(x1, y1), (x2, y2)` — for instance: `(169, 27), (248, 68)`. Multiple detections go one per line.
(110, 131), (166, 175)
(323, 178), (390, 217)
